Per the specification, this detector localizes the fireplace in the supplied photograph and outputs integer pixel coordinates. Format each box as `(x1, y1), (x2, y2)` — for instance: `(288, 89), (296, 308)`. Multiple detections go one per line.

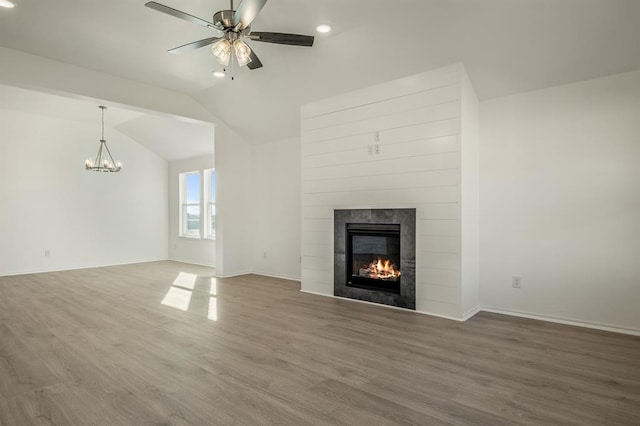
(347, 223), (401, 294)
(334, 209), (416, 309)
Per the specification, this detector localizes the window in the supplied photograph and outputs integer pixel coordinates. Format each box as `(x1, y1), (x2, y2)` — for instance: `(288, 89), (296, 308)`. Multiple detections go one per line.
(204, 169), (216, 239)
(178, 169), (215, 239)
(179, 171), (201, 238)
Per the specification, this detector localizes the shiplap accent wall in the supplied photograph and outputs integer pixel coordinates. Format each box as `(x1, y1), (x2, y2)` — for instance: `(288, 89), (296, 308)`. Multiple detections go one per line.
(301, 64), (479, 320)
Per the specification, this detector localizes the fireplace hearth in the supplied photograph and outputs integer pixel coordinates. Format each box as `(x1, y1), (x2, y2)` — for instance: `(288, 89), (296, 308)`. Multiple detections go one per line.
(334, 209), (416, 309)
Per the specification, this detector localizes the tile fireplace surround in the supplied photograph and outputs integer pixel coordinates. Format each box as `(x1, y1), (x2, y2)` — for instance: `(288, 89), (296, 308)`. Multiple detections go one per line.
(334, 208), (416, 309)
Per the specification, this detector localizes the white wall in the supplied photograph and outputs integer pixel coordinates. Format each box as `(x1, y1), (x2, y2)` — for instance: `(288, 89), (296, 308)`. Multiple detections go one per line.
(0, 109), (168, 276)
(168, 155), (215, 267)
(250, 137), (302, 280)
(460, 72), (480, 317)
(480, 70), (640, 333)
(214, 122), (252, 278)
(300, 64), (479, 320)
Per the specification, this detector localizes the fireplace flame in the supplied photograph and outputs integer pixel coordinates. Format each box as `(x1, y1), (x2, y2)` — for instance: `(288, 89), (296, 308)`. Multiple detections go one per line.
(360, 257), (401, 281)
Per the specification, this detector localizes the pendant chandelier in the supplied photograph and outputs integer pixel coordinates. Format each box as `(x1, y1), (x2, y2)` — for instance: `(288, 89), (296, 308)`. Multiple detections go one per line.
(85, 106), (122, 172)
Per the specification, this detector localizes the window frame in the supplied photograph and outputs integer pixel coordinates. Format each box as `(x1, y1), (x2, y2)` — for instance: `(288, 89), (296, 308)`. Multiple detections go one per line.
(204, 168), (216, 240)
(179, 170), (202, 239)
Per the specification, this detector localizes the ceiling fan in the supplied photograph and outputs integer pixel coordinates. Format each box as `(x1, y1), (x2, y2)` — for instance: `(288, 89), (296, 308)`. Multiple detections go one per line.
(145, 0), (314, 71)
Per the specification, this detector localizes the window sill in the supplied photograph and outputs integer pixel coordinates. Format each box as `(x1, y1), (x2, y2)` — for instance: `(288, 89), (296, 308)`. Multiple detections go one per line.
(179, 235), (201, 240)
(178, 235), (216, 241)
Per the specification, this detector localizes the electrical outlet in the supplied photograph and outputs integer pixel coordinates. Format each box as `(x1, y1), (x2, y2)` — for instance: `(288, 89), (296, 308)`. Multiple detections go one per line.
(512, 276), (522, 288)
(44, 249), (50, 257)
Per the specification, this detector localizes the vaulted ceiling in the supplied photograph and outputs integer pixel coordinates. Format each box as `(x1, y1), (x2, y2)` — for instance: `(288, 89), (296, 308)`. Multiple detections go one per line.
(0, 84), (214, 161)
(1, 0), (639, 144)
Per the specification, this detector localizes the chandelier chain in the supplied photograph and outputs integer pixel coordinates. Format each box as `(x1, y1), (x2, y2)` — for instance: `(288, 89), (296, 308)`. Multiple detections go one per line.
(101, 106), (105, 140)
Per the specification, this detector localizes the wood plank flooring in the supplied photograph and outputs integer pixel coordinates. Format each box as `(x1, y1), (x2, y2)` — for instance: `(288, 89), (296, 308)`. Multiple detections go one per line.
(0, 261), (638, 425)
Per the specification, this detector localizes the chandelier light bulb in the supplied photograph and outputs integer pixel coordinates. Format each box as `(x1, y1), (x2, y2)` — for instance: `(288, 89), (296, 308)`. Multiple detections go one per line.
(233, 39), (253, 67)
(211, 39), (232, 66)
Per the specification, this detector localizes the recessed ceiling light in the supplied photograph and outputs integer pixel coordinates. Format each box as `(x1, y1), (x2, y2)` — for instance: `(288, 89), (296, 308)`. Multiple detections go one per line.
(316, 24), (332, 34)
(0, 0), (15, 8)
(212, 71), (226, 78)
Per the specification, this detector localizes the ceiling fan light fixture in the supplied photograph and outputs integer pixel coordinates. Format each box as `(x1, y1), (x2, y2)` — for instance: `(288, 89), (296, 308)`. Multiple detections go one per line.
(211, 39), (232, 66)
(234, 39), (253, 67)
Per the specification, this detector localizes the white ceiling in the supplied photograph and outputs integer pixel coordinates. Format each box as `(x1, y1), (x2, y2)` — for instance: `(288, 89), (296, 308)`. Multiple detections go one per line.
(1, 0), (639, 144)
(115, 114), (214, 161)
(0, 84), (214, 161)
(0, 84), (143, 125)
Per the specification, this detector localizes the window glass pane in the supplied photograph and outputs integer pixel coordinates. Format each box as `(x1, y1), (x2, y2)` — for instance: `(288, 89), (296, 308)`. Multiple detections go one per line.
(179, 170), (203, 238)
(186, 205), (200, 233)
(186, 173), (200, 204)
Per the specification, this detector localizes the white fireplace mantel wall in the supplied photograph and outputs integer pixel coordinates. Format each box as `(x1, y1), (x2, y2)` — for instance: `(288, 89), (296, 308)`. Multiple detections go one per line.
(301, 64), (480, 320)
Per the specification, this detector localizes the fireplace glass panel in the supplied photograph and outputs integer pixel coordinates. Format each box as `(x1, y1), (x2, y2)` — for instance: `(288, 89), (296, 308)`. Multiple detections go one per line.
(347, 223), (401, 293)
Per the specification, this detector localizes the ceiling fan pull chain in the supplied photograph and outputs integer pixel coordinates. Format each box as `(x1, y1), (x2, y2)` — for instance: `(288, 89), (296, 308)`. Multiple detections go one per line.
(230, 57), (235, 81)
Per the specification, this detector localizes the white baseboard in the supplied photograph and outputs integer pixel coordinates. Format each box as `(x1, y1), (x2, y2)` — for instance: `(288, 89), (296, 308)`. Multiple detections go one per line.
(168, 258), (215, 269)
(215, 270), (253, 279)
(0, 257), (169, 277)
(299, 290), (640, 336)
(412, 309), (467, 322)
(214, 270), (300, 281)
(463, 306), (482, 321)
(480, 306), (640, 337)
(251, 271), (301, 282)
(299, 289), (329, 297)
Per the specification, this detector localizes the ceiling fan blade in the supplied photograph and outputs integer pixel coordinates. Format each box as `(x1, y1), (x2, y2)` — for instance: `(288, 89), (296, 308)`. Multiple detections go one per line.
(233, 0), (268, 30)
(248, 32), (314, 47)
(247, 48), (263, 70)
(145, 2), (223, 35)
(168, 37), (221, 54)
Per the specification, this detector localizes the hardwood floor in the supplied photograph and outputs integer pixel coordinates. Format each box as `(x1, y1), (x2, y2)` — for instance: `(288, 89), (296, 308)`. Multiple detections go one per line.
(0, 261), (638, 425)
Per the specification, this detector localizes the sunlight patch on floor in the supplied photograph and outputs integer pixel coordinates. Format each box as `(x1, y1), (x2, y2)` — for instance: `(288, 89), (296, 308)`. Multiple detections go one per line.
(210, 278), (217, 296)
(161, 286), (192, 311)
(160, 273), (218, 321)
(207, 296), (218, 321)
(173, 272), (197, 290)
(161, 271), (197, 311)
(207, 278), (218, 321)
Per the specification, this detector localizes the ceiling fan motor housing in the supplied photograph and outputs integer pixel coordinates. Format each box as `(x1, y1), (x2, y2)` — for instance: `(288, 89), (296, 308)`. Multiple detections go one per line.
(213, 10), (236, 29)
